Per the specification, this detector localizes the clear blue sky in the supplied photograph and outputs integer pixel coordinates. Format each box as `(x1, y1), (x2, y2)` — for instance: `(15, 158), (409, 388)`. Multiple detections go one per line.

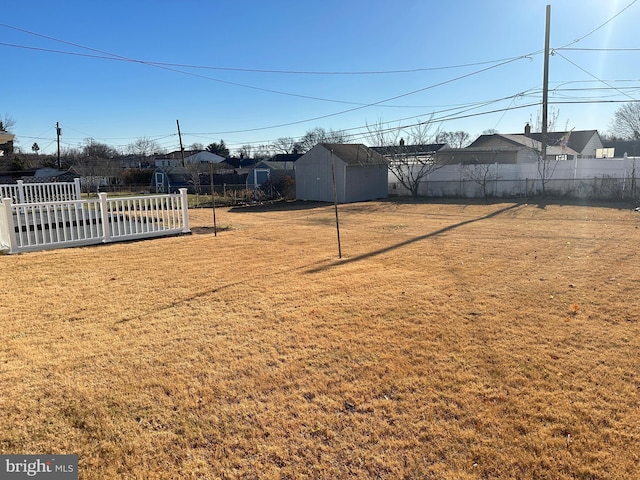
(2, 0), (638, 155)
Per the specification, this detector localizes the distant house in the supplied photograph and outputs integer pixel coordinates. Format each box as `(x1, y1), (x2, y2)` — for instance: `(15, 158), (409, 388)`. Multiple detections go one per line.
(152, 166), (194, 193)
(295, 143), (388, 203)
(600, 139), (640, 158)
(154, 158), (181, 168)
(247, 160), (295, 189)
(459, 125), (603, 164)
(184, 151), (226, 164)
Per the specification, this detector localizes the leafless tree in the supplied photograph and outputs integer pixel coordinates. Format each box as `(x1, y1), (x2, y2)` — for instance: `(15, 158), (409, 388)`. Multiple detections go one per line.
(367, 116), (447, 198)
(530, 107), (566, 195)
(237, 144), (254, 159)
(463, 157), (501, 197)
(126, 137), (163, 158)
(436, 130), (471, 148)
(271, 137), (298, 154)
(253, 144), (273, 160)
(0, 114), (16, 132)
(609, 102), (640, 140)
(297, 127), (347, 153)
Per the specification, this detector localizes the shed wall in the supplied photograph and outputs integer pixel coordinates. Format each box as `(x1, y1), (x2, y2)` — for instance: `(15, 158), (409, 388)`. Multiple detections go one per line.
(295, 146), (346, 202)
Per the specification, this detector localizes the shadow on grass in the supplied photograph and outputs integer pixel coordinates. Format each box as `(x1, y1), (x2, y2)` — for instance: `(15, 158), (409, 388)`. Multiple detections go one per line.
(228, 200), (332, 213)
(226, 196), (638, 214)
(305, 203), (524, 274)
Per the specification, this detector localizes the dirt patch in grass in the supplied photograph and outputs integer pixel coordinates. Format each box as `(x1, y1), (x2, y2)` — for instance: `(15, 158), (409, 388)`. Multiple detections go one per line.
(1, 199), (639, 479)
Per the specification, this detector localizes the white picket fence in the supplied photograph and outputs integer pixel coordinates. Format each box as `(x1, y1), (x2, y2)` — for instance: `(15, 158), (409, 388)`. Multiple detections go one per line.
(0, 188), (190, 254)
(0, 178), (82, 204)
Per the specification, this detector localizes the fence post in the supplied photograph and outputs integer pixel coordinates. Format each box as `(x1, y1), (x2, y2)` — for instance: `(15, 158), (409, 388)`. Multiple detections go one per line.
(17, 180), (25, 204)
(179, 188), (190, 233)
(1, 198), (18, 254)
(99, 193), (111, 243)
(74, 178), (82, 200)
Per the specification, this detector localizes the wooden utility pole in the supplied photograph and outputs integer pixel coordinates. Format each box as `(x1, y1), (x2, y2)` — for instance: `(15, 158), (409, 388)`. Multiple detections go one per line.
(176, 119), (185, 167)
(56, 122), (61, 169)
(541, 5), (551, 167)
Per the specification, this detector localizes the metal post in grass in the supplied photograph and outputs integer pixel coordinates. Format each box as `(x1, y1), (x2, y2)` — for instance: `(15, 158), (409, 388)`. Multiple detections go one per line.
(209, 162), (217, 236)
(330, 149), (342, 259)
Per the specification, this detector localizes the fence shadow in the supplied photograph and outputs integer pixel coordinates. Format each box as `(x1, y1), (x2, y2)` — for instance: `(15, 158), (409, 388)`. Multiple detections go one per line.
(305, 203), (523, 274)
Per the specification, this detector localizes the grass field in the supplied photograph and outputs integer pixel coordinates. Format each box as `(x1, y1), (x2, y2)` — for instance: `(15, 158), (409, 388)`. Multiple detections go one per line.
(1, 199), (639, 479)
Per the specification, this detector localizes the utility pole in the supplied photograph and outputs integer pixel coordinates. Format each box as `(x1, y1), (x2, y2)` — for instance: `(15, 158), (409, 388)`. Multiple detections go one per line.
(541, 5), (551, 171)
(56, 122), (61, 169)
(176, 119), (185, 167)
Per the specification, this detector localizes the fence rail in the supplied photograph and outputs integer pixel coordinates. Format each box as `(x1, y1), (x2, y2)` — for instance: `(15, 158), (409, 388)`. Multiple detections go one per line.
(0, 189), (190, 254)
(0, 179), (82, 204)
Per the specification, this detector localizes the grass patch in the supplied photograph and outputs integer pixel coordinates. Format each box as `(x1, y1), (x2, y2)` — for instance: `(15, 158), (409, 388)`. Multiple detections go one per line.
(1, 200), (639, 478)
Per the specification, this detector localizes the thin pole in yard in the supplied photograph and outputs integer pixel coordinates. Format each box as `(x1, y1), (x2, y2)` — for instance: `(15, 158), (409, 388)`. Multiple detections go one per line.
(177, 119), (186, 167)
(209, 161), (217, 236)
(330, 149), (342, 259)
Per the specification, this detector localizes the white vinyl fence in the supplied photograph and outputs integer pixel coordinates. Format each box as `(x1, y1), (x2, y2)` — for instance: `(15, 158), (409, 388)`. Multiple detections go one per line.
(0, 189), (190, 254)
(0, 178), (81, 204)
(389, 156), (640, 200)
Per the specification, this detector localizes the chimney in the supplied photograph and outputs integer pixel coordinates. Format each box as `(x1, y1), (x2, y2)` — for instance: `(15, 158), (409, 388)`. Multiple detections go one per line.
(399, 138), (405, 147)
(524, 123), (532, 136)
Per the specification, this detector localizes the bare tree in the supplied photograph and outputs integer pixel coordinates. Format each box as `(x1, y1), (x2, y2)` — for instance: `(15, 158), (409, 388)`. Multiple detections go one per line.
(237, 144), (253, 159)
(253, 144), (273, 160)
(436, 130), (471, 148)
(76, 139), (120, 193)
(297, 127), (347, 153)
(609, 102), (640, 140)
(0, 114), (16, 132)
(271, 137), (298, 154)
(530, 107), (566, 195)
(368, 117), (446, 198)
(126, 137), (163, 158)
(463, 157), (501, 197)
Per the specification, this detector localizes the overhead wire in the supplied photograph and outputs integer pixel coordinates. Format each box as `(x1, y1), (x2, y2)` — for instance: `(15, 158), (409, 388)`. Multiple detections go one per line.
(4, 0), (639, 154)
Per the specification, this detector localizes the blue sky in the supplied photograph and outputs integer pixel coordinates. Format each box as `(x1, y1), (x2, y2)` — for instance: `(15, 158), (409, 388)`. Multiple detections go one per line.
(2, 0), (638, 155)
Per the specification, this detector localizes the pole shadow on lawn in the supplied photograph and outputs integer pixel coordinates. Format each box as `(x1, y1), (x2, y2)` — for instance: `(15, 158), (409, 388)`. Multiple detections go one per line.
(305, 203), (523, 274)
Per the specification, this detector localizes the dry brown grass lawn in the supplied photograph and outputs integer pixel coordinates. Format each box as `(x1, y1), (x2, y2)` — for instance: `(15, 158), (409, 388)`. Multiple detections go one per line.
(1, 199), (639, 479)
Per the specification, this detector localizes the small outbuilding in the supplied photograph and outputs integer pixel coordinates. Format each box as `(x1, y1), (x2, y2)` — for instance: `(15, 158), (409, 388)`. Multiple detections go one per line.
(152, 166), (194, 193)
(295, 143), (388, 203)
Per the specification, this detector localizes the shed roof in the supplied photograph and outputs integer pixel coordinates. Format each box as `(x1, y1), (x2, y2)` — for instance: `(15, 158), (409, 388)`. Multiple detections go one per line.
(319, 143), (387, 166)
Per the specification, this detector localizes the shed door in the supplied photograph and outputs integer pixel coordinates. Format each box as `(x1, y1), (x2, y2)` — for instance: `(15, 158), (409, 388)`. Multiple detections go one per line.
(155, 172), (165, 193)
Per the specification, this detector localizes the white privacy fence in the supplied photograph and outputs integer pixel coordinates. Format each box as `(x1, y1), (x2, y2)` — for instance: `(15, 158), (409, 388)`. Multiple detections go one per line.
(0, 178), (81, 204)
(0, 189), (190, 254)
(389, 156), (640, 200)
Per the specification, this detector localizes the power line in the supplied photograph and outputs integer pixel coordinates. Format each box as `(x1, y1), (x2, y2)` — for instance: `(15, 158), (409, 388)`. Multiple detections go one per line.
(557, 0), (638, 49)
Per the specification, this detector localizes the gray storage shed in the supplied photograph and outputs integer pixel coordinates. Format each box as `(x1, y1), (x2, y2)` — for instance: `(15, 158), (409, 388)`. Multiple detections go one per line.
(295, 143), (388, 203)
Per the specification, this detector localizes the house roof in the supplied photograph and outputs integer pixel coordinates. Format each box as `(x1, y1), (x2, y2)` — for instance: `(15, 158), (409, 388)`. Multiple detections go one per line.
(268, 153), (303, 162)
(524, 130), (599, 153)
(222, 157), (260, 169)
(600, 139), (640, 157)
(470, 133), (580, 156)
(184, 151), (226, 163)
(255, 160), (295, 171)
(319, 143), (387, 166)
(371, 143), (447, 156)
(0, 132), (15, 144)
(471, 130), (598, 154)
